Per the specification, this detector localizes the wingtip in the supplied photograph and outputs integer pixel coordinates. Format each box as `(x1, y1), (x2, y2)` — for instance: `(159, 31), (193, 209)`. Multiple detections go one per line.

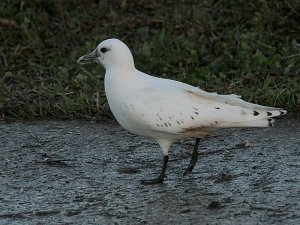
(279, 110), (287, 115)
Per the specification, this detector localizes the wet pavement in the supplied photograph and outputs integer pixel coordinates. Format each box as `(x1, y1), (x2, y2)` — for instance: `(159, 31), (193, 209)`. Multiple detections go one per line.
(0, 117), (299, 225)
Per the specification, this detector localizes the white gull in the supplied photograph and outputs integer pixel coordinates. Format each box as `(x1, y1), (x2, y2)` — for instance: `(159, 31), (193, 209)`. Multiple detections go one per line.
(78, 38), (287, 184)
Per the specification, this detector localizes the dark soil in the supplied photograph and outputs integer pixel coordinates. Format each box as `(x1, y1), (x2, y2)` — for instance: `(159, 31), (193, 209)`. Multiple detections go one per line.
(0, 117), (299, 225)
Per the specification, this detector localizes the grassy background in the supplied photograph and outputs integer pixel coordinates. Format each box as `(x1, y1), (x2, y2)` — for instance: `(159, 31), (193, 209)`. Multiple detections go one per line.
(0, 0), (299, 119)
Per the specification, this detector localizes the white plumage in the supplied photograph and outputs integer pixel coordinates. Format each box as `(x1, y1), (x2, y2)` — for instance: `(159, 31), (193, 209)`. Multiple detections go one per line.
(78, 38), (287, 184)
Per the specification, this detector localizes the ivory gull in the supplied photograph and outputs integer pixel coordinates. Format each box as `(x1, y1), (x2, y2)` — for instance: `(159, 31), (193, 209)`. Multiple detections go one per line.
(78, 38), (286, 184)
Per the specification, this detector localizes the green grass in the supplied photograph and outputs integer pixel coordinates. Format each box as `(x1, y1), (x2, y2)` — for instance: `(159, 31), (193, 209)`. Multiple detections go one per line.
(0, 0), (299, 119)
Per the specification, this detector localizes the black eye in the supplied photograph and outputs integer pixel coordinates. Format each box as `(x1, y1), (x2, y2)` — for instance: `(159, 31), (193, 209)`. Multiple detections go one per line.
(100, 47), (108, 53)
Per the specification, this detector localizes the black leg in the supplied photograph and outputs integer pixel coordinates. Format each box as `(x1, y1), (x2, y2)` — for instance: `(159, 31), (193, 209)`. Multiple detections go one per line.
(183, 138), (200, 176)
(141, 155), (169, 185)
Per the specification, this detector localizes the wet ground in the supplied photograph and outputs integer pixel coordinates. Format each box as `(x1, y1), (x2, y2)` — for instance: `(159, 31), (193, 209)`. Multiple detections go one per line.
(0, 117), (299, 225)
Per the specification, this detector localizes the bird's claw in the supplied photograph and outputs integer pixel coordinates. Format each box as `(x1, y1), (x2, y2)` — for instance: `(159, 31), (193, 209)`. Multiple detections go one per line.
(141, 175), (165, 185)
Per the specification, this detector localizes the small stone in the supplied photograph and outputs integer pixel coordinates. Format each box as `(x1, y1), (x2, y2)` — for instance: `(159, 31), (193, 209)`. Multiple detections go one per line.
(208, 201), (222, 209)
(237, 139), (250, 148)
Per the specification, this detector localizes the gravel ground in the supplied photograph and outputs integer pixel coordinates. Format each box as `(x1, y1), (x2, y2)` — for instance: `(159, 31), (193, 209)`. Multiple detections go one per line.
(0, 117), (299, 225)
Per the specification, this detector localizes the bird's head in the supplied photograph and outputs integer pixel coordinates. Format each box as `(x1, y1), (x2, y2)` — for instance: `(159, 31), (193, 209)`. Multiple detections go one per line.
(77, 38), (135, 71)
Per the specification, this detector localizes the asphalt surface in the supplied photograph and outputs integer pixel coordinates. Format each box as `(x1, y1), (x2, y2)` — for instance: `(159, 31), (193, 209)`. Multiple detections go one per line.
(0, 116), (299, 225)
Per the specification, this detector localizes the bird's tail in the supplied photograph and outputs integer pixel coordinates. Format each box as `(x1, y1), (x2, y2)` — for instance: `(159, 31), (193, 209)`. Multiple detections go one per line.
(218, 109), (287, 128)
(219, 118), (274, 128)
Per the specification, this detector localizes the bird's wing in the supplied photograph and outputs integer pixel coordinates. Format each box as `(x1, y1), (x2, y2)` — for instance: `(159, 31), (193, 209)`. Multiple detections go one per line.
(185, 85), (283, 111)
(122, 77), (286, 138)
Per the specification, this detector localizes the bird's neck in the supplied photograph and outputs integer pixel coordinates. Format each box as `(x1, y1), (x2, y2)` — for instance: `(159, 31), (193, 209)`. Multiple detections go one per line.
(106, 65), (135, 74)
(104, 67), (137, 95)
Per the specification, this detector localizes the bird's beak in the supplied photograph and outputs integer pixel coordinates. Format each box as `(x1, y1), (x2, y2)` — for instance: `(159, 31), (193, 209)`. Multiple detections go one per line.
(77, 49), (97, 64)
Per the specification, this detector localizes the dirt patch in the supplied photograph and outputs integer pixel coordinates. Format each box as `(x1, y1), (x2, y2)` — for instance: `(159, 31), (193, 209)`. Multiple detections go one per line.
(0, 117), (299, 224)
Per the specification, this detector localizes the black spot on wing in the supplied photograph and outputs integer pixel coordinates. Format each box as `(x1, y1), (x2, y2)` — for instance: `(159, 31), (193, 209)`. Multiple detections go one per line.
(215, 107), (220, 109)
(194, 111), (199, 115)
(253, 110), (259, 116)
(157, 113), (163, 120)
(267, 112), (272, 116)
(268, 118), (273, 126)
(176, 121), (180, 124)
(164, 122), (168, 127)
(280, 111), (285, 115)
(191, 116), (194, 120)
